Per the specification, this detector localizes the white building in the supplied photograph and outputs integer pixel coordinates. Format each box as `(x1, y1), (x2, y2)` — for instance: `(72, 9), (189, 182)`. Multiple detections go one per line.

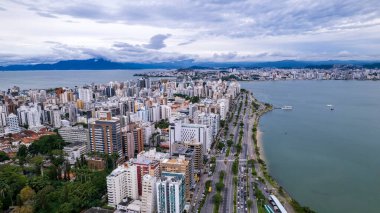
(160, 105), (172, 120)
(195, 112), (220, 139)
(107, 164), (139, 207)
(217, 98), (229, 120)
(6, 113), (20, 133)
(17, 105), (42, 129)
(58, 126), (89, 144)
(169, 121), (211, 155)
(63, 142), (87, 165)
(141, 174), (157, 213)
(78, 88), (93, 103)
(52, 110), (61, 128)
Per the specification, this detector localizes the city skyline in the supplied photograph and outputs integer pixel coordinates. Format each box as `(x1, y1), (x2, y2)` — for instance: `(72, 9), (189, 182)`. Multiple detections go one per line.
(1, 0), (380, 65)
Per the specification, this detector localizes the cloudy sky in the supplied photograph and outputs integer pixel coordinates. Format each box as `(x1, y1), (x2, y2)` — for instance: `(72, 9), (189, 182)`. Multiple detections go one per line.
(0, 0), (380, 65)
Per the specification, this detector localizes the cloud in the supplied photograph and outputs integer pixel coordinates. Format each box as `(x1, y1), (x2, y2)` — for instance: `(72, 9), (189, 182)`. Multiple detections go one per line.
(13, 0), (380, 38)
(143, 34), (171, 50)
(178, 39), (196, 46)
(36, 11), (57, 18)
(0, 0), (379, 64)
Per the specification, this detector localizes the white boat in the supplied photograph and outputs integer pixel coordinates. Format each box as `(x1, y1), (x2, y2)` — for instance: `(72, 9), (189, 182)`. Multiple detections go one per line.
(281, 106), (293, 110)
(326, 104), (334, 110)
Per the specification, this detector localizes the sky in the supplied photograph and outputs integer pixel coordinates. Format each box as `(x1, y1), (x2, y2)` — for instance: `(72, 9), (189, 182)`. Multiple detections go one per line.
(0, 0), (380, 65)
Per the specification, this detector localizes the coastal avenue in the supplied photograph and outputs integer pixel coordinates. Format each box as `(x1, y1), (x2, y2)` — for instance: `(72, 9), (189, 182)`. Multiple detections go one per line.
(192, 90), (294, 213)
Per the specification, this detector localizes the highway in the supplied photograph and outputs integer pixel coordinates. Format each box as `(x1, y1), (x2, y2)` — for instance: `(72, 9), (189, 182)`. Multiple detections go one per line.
(196, 91), (294, 213)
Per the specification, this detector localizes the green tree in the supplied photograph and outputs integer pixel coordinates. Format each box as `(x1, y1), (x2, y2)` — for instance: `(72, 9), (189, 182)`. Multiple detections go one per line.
(31, 155), (44, 176)
(17, 145), (28, 165)
(19, 186), (36, 204)
(227, 140), (233, 147)
(247, 199), (253, 210)
(213, 193), (222, 205)
(215, 182), (225, 192)
(35, 185), (54, 211)
(0, 151), (9, 162)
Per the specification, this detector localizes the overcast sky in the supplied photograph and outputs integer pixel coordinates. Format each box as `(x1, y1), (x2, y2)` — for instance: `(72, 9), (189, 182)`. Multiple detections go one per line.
(0, 0), (380, 65)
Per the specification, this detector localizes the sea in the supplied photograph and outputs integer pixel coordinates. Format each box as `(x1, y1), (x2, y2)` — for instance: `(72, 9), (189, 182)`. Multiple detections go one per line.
(241, 80), (380, 213)
(1, 70), (380, 212)
(0, 70), (166, 90)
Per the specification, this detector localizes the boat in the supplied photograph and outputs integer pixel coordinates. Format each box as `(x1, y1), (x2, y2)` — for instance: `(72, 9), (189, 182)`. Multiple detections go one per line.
(281, 106), (293, 110)
(326, 104), (334, 110)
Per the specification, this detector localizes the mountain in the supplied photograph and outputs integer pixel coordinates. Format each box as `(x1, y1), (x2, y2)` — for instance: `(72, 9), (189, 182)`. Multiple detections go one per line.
(0, 58), (378, 71)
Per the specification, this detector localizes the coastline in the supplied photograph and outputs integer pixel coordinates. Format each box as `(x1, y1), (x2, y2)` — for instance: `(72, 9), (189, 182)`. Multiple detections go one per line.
(253, 100), (316, 213)
(256, 128), (267, 162)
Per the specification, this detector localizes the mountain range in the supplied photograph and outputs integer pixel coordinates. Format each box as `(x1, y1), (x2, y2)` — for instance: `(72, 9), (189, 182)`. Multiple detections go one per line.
(0, 58), (379, 70)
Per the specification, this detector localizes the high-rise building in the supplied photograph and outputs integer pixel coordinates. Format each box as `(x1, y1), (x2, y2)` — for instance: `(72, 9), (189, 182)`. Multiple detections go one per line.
(169, 122), (211, 155)
(132, 157), (160, 196)
(133, 127), (144, 154)
(89, 114), (123, 156)
(17, 105), (42, 129)
(184, 140), (203, 172)
(59, 126), (89, 144)
(6, 113), (20, 133)
(156, 172), (185, 213)
(106, 163), (139, 207)
(141, 174), (157, 213)
(122, 131), (135, 159)
(160, 156), (192, 201)
(78, 88), (93, 103)
(52, 110), (61, 128)
(195, 112), (220, 139)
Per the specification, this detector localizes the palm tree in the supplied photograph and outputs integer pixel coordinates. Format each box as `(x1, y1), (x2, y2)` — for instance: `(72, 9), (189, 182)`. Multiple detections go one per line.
(0, 181), (8, 199)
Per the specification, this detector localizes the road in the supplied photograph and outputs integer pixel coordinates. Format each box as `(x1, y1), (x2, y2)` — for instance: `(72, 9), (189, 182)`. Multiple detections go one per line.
(197, 91), (295, 213)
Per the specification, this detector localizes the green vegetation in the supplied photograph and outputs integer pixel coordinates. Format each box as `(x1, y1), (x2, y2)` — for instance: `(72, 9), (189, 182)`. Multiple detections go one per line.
(290, 200), (317, 213)
(247, 199), (253, 212)
(222, 74), (240, 81)
(217, 141), (225, 150)
(155, 119), (170, 129)
(173, 93), (200, 103)
(0, 151), (9, 162)
(226, 147), (230, 157)
(232, 158), (239, 175)
(1, 133), (113, 213)
(27, 135), (66, 156)
(213, 171), (225, 213)
(199, 180), (213, 212)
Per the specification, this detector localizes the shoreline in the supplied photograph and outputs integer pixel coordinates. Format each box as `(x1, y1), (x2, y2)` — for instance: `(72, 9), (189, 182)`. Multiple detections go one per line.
(256, 128), (267, 162)
(254, 101), (297, 211)
(253, 100), (316, 213)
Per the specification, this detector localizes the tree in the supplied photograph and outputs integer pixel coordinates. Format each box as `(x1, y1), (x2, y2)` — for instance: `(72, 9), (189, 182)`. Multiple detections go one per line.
(217, 142), (225, 150)
(13, 205), (33, 213)
(227, 140), (233, 147)
(0, 151), (9, 162)
(17, 145), (28, 165)
(19, 186), (35, 204)
(35, 185), (54, 211)
(213, 193), (222, 205)
(31, 155), (44, 176)
(215, 182), (224, 192)
(247, 199), (253, 210)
